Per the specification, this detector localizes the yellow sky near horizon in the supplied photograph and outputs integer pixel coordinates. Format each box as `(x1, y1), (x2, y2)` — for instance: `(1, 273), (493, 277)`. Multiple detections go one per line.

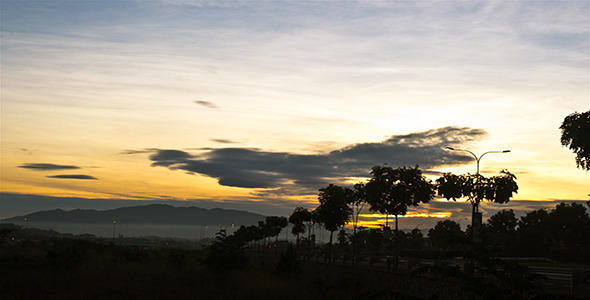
(1, 1), (589, 222)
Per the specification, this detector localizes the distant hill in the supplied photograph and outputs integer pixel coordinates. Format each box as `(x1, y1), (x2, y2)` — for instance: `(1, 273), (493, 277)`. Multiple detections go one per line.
(1, 204), (266, 226)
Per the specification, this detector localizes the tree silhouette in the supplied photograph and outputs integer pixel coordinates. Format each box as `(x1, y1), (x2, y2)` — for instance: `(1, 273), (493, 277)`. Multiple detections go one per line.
(365, 165), (434, 271)
(349, 182), (366, 263)
(548, 202), (590, 245)
(315, 184), (353, 245)
(406, 228), (424, 249)
(560, 110), (590, 170)
(289, 207), (311, 244)
(483, 209), (517, 251)
(428, 220), (466, 249)
(349, 182), (366, 234)
(264, 216), (288, 244)
(203, 230), (248, 271)
(436, 170), (518, 242)
(436, 170), (518, 208)
(365, 165), (434, 232)
(517, 208), (550, 255)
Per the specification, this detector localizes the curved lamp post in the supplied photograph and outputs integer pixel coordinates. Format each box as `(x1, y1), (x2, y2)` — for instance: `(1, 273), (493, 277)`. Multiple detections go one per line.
(445, 147), (510, 176)
(445, 147), (510, 242)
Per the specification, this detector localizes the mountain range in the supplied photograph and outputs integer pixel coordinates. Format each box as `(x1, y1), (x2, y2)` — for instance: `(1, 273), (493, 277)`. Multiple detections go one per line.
(1, 204), (267, 226)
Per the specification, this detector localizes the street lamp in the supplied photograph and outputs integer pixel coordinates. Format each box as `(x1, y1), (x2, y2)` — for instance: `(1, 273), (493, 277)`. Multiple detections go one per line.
(113, 220), (117, 239)
(445, 147), (510, 175)
(445, 147), (510, 242)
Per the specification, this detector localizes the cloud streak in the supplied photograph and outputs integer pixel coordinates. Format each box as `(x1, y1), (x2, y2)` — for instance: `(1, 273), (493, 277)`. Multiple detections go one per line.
(210, 138), (241, 144)
(19, 163), (80, 171)
(145, 126), (486, 193)
(194, 100), (218, 109)
(47, 174), (98, 180)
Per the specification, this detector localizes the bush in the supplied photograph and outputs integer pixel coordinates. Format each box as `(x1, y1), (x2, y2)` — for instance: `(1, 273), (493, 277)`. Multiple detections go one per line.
(203, 230), (248, 271)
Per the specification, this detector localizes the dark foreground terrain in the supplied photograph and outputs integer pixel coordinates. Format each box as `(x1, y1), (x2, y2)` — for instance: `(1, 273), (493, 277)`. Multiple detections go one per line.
(1, 224), (589, 300)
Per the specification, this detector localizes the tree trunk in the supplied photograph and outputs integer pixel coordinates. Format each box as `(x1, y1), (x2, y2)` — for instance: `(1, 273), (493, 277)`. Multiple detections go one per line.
(329, 230), (334, 263)
(394, 214), (399, 272)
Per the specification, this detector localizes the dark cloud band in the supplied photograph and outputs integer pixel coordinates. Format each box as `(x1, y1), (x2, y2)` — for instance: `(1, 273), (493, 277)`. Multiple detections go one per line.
(19, 163), (80, 171)
(47, 174), (98, 180)
(144, 126), (487, 192)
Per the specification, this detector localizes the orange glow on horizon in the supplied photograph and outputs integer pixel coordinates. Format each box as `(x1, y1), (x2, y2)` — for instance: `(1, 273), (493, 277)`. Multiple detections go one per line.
(358, 212), (452, 219)
(351, 211), (453, 229)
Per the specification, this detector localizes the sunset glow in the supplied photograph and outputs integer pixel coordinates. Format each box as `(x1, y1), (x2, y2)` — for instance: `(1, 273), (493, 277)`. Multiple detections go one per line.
(1, 1), (588, 223)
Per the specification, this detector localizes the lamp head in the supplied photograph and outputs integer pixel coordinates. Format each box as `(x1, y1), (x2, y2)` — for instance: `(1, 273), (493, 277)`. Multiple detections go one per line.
(445, 147), (455, 150)
(502, 150), (511, 153)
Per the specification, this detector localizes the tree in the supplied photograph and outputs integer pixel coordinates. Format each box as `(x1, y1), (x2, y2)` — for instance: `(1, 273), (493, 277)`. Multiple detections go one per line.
(203, 230), (248, 271)
(289, 207), (311, 244)
(436, 170), (518, 242)
(428, 220), (466, 249)
(548, 202), (590, 245)
(365, 165), (434, 232)
(406, 228), (424, 250)
(483, 209), (517, 251)
(486, 209), (517, 234)
(349, 182), (366, 234)
(349, 182), (366, 263)
(365, 165), (434, 271)
(315, 184), (353, 245)
(436, 170), (518, 209)
(517, 209), (550, 254)
(264, 216), (288, 244)
(560, 110), (590, 170)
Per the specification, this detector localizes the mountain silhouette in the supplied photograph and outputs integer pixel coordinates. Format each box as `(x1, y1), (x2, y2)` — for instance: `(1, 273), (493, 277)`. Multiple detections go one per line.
(2, 204), (266, 226)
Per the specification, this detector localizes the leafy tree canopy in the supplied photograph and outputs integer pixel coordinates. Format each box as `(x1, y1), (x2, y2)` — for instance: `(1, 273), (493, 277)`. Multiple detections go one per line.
(428, 220), (466, 248)
(560, 110), (590, 170)
(436, 170), (518, 207)
(289, 207), (311, 237)
(548, 202), (590, 244)
(315, 184), (353, 233)
(486, 209), (517, 234)
(365, 165), (434, 217)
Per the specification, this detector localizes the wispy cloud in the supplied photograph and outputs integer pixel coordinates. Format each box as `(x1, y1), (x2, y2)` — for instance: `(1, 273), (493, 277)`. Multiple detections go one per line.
(47, 174), (98, 180)
(145, 126), (487, 193)
(194, 100), (218, 109)
(210, 138), (241, 144)
(19, 163), (80, 171)
(120, 149), (155, 155)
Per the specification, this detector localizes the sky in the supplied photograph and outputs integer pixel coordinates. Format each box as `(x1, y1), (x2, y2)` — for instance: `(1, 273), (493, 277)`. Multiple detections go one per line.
(1, 0), (589, 230)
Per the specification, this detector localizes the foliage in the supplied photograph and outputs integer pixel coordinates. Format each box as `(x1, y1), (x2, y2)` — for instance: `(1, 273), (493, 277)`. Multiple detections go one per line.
(337, 229), (349, 246)
(428, 220), (467, 249)
(436, 170), (518, 207)
(289, 207), (311, 242)
(482, 209), (517, 252)
(350, 228), (385, 255)
(315, 184), (353, 244)
(411, 251), (546, 299)
(405, 228), (424, 249)
(264, 216), (288, 241)
(365, 165), (434, 230)
(516, 208), (550, 253)
(548, 202), (590, 245)
(203, 230), (248, 271)
(275, 243), (301, 277)
(560, 110), (590, 170)
(349, 182), (366, 231)
(475, 256), (547, 299)
(487, 209), (517, 233)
